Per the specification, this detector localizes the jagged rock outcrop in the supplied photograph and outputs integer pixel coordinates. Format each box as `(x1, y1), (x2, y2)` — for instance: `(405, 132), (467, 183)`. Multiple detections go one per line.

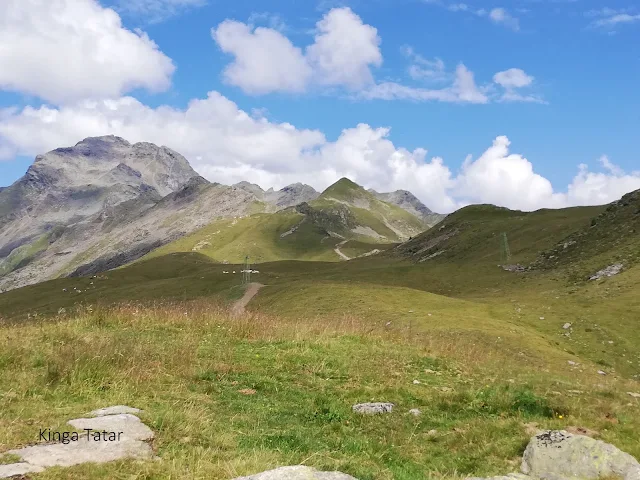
(233, 181), (319, 211)
(369, 188), (445, 226)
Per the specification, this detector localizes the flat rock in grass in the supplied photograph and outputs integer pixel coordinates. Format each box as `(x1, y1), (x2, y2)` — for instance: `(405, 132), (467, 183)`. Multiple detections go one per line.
(231, 466), (359, 480)
(68, 414), (154, 441)
(352, 403), (394, 415)
(0, 462), (45, 478)
(89, 405), (142, 417)
(521, 430), (640, 480)
(6, 412), (155, 471)
(466, 474), (532, 480)
(7, 437), (154, 469)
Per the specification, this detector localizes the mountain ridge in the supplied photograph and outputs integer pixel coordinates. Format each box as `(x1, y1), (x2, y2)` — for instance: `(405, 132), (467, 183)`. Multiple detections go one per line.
(0, 136), (437, 291)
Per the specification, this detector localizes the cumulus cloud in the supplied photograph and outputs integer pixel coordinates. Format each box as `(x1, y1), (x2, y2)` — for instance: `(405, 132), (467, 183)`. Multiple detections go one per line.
(0, 0), (175, 104)
(211, 7), (382, 94)
(212, 21), (312, 94)
(1, 93), (637, 213)
(306, 7), (383, 88)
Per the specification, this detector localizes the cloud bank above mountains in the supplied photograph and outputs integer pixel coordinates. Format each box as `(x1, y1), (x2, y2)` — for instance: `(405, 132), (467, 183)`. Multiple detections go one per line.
(0, 0), (638, 214)
(2, 94), (638, 214)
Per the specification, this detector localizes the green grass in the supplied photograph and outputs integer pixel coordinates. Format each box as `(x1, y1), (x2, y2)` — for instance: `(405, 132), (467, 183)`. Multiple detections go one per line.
(2, 301), (639, 479)
(140, 212), (344, 265)
(0, 233), (52, 276)
(2, 195), (640, 478)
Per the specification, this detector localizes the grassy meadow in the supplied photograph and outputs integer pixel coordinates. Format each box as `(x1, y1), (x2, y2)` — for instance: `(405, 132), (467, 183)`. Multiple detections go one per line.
(2, 298), (639, 480)
(1, 197), (639, 479)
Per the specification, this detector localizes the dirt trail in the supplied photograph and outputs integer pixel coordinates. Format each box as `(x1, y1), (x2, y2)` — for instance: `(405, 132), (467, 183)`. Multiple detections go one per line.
(232, 283), (265, 315)
(334, 240), (351, 261)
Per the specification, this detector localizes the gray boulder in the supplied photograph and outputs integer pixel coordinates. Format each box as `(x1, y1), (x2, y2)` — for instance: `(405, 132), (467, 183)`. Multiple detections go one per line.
(4, 408), (155, 473)
(521, 430), (640, 480)
(352, 403), (394, 414)
(232, 466), (358, 480)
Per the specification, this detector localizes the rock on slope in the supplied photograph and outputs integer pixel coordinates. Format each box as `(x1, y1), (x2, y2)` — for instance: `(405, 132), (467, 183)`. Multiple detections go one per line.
(369, 188), (445, 227)
(234, 181), (319, 211)
(0, 136), (258, 291)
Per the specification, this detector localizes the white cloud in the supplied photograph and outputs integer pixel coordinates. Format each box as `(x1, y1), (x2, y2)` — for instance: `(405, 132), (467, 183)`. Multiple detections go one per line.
(454, 136), (565, 210)
(211, 7), (381, 95)
(306, 7), (383, 88)
(1, 93), (636, 213)
(493, 68), (545, 104)
(0, 0), (175, 105)
(586, 8), (640, 30)
(493, 69), (533, 89)
(567, 157), (640, 205)
(115, 0), (206, 23)
(401, 46), (447, 82)
(489, 8), (520, 31)
(212, 21), (312, 94)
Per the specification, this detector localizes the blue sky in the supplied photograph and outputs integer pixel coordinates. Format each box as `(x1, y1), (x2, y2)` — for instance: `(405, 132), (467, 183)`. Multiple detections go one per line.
(0, 0), (638, 212)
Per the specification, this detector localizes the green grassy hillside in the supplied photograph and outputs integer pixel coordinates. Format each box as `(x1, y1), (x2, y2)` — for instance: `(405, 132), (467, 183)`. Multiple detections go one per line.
(133, 178), (425, 266)
(533, 189), (640, 280)
(141, 211), (345, 265)
(395, 204), (606, 267)
(313, 178), (427, 241)
(2, 192), (640, 479)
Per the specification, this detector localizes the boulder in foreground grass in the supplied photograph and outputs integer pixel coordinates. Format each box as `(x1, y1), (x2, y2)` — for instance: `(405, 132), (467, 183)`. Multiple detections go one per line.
(352, 403), (394, 414)
(232, 465), (358, 480)
(521, 430), (640, 480)
(1, 407), (154, 478)
(466, 430), (640, 480)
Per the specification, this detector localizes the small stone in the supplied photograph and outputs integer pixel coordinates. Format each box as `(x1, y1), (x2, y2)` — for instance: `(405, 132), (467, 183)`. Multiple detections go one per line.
(540, 317), (545, 320)
(627, 392), (640, 399)
(563, 323), (572, 329)
(598, 370), (607, 375)
(568, 361), (577, 366)
(352, 402), (394, 415)
(409, 409), (422, 416)
(427, 429), (438, 436)
(412, 380), (421, 385)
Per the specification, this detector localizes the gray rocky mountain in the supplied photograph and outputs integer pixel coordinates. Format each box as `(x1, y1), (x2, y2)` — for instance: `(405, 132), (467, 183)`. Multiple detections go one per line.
(368, 189), (445, 226)
(0, 136), (437, 291)
(0, 137), (258, 291)
(233, 181), (319, 211)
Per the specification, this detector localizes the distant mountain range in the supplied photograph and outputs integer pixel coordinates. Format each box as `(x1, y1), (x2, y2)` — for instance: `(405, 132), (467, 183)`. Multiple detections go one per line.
(0, 136), (443, 291)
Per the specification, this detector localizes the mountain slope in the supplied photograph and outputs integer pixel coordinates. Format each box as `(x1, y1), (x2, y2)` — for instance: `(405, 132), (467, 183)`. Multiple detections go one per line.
(312, 178), (429, 242)
(532, 188), (640, 279)
(139, 178), (433, 265)
(369, 188), (445, 226)
(0, 137), (260, 291)
(394, 203), (606, 267)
